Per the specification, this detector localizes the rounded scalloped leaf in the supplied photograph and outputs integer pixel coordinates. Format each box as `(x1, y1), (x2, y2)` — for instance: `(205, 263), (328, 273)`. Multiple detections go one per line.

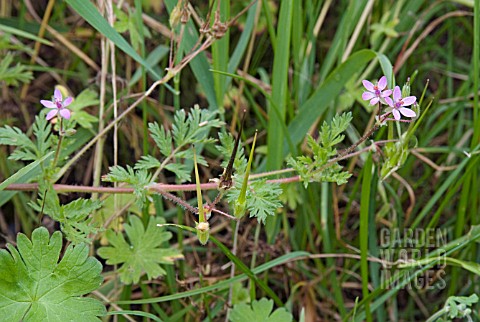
(0, 227), (105, 321)
(229, 298), (293, 322)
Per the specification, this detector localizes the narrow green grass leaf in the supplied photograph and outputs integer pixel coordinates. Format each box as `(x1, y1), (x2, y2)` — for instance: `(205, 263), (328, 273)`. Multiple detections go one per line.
(227, 2), (258, 75)
(164, 0), (217, 109)
(266, 0), (293, 171)
(377, 54), (393, 85)
(411, 146), (480, 229)
(209, 235), (283, 307)
(318, 0), (369, 81)
(360, 153), (373, 322)
(64, 0), (175, 93)
(320, 182), (346, 317)
(116, 249), (309, 304)
(156, 223), (282, 306)
(0, 23), (53, 46)
(0, 151), (54, 191)
(350, 225), (480, 321)
(107, 310), (162, 322)
(211, 0), (230, 113)
(287, 49), (376, 149)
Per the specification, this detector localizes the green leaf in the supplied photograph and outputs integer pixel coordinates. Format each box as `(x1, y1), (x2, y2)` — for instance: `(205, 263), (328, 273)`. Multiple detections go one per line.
(0, 151), (54, 192)
(0, 53), (33, 86)
(30, 184), (103, 244)
(266, 0), (293, 171)
(0, 125), (38, 161)
(64, 0), (165, 84)
(227, 179), (283, 224)
(103, 165), (152, 203)
(229, 298), (293, 322)
(135, 155), (161, 170)
(67, 89), (100, 129)
(32, 115), (54, 157)
(164, 163), (190, 183)
(287, 49), (376, 149)
(97, 216), (183, 284)
(0, 227), (105, 321)
(172, 105), (222, 147)
(0, 23), (53, 46)
(149, 122), (173, 157)
(287, 113), (353, 187)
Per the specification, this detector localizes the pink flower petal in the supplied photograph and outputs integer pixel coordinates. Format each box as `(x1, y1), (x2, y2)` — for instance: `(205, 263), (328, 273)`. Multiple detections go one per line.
(63, 97), (73, 107)
(381, 89), (392, 97)
(402, 96), (416, 106)
(362, 80), (375, 92)
(399, 107), (416, 118)
(393, 86), (402, 102)
(60, 108), (70, 120)
(46, 109), (58, 120)
(59, 108), (71, 119)
(370, 97), (380, 105)
(385, 97), (393, 107)
(40, 100), (56, 108)
(54, 89), (62, 101)
(392, 109), (401, 120)
(378, 76), (387, 90)
(362, 92), (376, 100)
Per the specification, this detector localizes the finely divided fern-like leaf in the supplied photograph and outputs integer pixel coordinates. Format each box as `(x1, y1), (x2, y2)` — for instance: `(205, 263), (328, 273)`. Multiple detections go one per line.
(164, 163), (190, 182)
(0, 53), (33, 86)
(170, 105), (222, 147)
(319, 112), (352, 148)
(30, 184), (103, 244)
(0, 227), (106, 321)
(227, 179), (283, 224)
(103, 165), (152, 202)
(135, 155), (162, 170)
(148, 122), (173, 157)
(0, 126), (38, 161)
(97, 216), (183, 284)
(32, 115), (53, 157)
(0, 115), (54, 162)
(105, 106), (223, 191)
(288, 112), (353, 187)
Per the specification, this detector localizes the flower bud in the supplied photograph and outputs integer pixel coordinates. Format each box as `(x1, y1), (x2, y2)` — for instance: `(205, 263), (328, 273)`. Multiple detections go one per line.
(234, 200), (246, 219)
(196, 221), (210, 245)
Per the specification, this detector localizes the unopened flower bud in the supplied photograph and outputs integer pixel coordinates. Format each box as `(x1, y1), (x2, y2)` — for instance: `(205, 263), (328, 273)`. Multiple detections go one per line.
(196, 221), (210, 245)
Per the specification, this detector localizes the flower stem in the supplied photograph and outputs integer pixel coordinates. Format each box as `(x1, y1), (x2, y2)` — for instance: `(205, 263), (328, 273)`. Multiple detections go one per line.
(52, 118), (64, 169)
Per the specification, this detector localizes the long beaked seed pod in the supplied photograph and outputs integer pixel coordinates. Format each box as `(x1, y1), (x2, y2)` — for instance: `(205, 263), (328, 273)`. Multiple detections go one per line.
(234, 131), (257, 219)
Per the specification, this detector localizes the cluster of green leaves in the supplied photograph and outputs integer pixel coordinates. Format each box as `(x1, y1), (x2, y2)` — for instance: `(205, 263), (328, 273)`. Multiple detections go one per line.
(215, 130), (283, 223)
(0, 115), (53, 162)
(113, 6), (151, 52)
(441, 294), (478, 321)
(288, 112), (353, 187)
(30, 183), (103, 244)
(0, 52), (33, 86)
(226, 178), (283, 224)
(103, 105), (223, 202)
(0, 227), (105, 321)
(97, 215), (183, 284)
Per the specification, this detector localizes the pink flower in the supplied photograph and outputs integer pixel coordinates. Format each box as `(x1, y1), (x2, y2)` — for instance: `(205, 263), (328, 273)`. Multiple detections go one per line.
(40, 89), (72, 120)
(362, 76), (393, 105)
(387, 86), (417, 120)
